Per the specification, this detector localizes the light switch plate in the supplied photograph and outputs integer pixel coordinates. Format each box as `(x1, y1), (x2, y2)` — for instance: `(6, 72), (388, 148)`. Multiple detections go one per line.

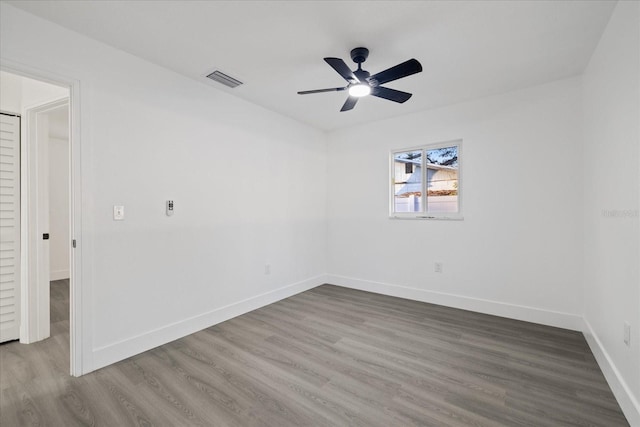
(113, 205), (125, 220)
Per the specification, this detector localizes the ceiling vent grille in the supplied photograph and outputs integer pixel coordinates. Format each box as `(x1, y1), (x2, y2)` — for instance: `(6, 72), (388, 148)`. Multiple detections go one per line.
(206, 70), (243, 88)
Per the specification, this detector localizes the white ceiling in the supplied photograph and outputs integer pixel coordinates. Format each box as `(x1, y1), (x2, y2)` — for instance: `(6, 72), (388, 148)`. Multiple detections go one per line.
(8, 1), (616, 132)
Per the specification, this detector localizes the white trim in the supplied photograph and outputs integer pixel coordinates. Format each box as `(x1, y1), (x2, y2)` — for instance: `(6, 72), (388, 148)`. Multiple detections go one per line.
(68, 74), (88, 376)
(22, 96), (69, 114)
(326, 274), (584, 331)
(1, 58), (85, 376)
(390, 138), (464, 158)
(91, 274), (328, 372)
(390, 215), (464, 221)
(582, 318), (640, 426)
(50, 270), (70, 281)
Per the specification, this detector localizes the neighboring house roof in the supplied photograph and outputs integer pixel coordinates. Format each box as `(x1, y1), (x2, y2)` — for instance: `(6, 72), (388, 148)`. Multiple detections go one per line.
(396, 165), (422, 195)
(395, 165), (458, 196)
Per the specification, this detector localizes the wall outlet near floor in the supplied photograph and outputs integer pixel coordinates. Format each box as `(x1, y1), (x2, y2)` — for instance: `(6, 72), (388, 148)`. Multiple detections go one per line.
(623, 322), (631, 346)
(264, 264), (271, 275)
(434, 262), (443, 273)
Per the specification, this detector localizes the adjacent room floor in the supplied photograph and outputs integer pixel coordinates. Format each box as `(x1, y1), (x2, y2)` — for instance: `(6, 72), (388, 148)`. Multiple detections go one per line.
(0, 281), (629, 426)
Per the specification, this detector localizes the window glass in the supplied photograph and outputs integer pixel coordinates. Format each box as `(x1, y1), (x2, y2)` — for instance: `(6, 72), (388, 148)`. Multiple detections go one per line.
(393, 150), (422, 213)
(425, 146), (458, 213)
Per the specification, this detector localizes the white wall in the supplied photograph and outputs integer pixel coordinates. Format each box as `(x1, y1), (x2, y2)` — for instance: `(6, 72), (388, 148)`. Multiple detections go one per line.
(48, 135), (70, 281)
(327, 77), (584, 329)
(582, 1), (640, 423)
(49, 111), (70, 281)
(0, 70), (68, 113)
(48, 106), (70, 281)
(1, 3), (327, 372)
(0, 71), (21, 113)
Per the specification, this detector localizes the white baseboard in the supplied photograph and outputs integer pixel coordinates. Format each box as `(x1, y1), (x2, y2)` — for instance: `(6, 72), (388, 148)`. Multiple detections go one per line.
(326, 274), (583, 331)
(91, 274), (327, 371)
(582, 318), (640, 426)
(50, 270), (69, 281)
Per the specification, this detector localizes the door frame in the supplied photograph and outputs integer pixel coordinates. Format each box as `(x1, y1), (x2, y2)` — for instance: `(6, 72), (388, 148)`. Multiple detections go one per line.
(0, 60), (86, 376)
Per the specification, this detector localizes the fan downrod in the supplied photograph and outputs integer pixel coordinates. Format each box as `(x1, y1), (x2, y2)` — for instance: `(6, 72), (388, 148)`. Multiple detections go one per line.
(350, 47), (369, 65)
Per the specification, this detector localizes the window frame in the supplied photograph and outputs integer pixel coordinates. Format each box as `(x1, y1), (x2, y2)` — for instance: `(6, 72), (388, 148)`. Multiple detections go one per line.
(389, 139), (463, 220)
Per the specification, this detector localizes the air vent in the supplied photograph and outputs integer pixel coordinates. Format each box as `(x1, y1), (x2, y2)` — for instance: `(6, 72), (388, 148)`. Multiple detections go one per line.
(205, 70), (243, 88)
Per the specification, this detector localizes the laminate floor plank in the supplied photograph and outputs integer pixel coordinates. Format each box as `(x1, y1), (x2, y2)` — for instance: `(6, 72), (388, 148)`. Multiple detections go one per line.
(173, 333), (334, 426)
(201, 334), (363, 427)
(0, 282), (629, 426)
(174, 334), (334, 427)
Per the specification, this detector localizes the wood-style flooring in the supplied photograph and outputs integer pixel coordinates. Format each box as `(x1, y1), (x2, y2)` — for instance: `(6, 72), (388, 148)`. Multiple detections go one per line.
(0, 281), (629, 426)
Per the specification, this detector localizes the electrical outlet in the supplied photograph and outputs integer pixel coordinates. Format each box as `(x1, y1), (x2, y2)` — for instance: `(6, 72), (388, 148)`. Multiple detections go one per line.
(434, 262), (443, 273)
(624, 322), (631, 346)
(264, 264), (271, 275)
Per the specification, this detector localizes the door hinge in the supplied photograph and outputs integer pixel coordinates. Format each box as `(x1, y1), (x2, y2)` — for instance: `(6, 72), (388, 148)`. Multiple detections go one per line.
(72, 239), (76, 248)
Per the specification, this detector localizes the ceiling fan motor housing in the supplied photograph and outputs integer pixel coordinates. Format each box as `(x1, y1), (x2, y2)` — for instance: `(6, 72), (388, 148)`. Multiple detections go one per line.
(350, 47), (369, 64)
(354, 69), (371, 82)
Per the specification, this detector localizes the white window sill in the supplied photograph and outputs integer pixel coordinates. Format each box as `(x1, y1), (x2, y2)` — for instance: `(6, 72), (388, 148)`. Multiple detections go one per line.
(389, 215), (464, 221)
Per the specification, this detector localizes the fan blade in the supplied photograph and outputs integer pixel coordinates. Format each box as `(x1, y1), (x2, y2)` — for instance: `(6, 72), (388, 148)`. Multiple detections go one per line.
(298, 87), (347, 95)
(369, 58), (422, 86)
(340, 96), (359, 112)
(324, 58), (360, 83)
(371, 86), (413, 103)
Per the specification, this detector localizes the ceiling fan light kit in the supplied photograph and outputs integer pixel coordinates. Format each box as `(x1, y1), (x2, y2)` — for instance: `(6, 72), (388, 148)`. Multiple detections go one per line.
(298, 47), (423, 112)
(348, 84), (371, 97)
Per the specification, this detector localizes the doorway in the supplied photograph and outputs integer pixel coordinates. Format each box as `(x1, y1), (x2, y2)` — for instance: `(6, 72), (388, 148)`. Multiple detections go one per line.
(0, 69), (76, 372)
(24, 97), (70, 343)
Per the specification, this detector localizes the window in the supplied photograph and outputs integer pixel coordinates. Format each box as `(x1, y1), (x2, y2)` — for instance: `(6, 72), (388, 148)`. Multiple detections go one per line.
(390, 140), (462, 219)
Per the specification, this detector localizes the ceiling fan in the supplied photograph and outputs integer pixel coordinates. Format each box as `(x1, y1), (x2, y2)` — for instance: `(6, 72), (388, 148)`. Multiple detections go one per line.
(298, 47), (422, 112)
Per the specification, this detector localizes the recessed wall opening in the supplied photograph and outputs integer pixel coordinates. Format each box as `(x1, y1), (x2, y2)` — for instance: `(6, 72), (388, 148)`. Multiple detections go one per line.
(0, 69), (73, 373)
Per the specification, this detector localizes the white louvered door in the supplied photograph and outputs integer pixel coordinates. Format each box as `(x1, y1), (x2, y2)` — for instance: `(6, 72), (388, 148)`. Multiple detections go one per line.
(0, 114), (20, 343)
